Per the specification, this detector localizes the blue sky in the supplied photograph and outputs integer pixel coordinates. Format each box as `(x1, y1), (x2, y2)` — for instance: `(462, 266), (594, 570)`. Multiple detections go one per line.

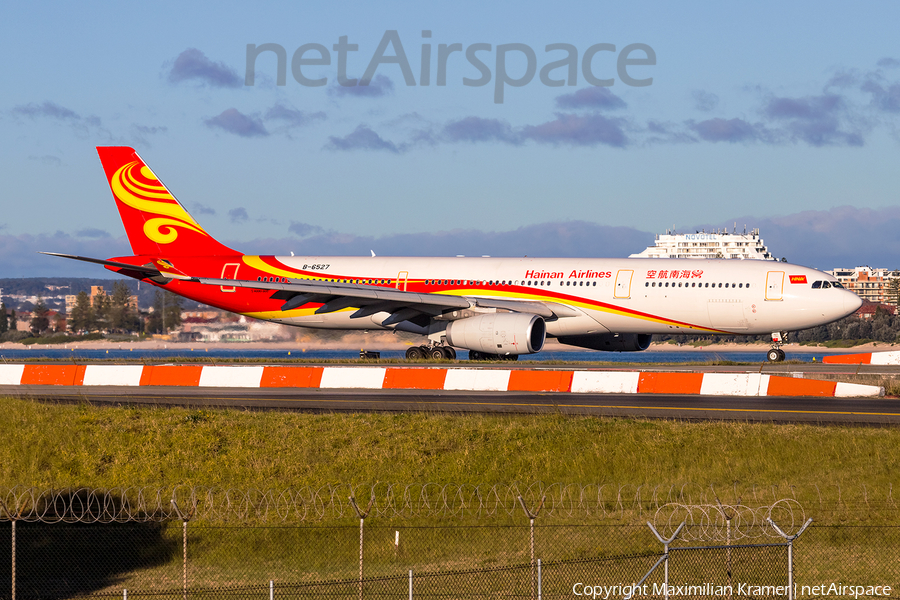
(3, 1), (900, 277)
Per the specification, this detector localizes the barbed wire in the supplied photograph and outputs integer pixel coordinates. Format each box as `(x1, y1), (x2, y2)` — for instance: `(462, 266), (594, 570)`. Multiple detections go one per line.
(0, 483), (893, 524)
(653, 499), (806, 540)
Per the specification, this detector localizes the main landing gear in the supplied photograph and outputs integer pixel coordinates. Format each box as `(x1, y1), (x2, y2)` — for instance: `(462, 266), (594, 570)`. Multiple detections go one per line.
(767, 331), (787, 362)
(405, 345), (457, 360)
(403, 345), (519, 361)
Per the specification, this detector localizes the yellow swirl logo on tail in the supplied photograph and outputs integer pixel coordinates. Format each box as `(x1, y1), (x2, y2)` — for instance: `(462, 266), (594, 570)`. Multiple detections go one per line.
(111, 161), (209, 245)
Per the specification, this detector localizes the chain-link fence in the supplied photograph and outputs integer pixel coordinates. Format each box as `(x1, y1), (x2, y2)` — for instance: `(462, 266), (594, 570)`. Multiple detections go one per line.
(1, 487), (899, 599)
(1, 520), (897, 599)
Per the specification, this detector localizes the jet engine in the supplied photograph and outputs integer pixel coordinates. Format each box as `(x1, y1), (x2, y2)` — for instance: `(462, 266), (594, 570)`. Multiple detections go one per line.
(445, 313), (545, 355)
(556, 333), (652, 352)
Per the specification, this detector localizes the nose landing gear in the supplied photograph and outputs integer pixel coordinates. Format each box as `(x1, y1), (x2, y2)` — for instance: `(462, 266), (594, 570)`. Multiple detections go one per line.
(767, 331), (787, 362)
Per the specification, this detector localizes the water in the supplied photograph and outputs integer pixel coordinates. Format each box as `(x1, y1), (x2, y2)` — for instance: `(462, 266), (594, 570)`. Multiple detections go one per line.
(0, 347), (809, 363)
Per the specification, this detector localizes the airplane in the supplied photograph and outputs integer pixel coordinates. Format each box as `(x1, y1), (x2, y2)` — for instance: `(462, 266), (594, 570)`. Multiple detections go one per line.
(44, 146), (863, 363)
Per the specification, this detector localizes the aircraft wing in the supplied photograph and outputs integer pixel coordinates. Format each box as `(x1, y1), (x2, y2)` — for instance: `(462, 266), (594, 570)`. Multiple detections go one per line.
(190, 276), (470, 325)
(189, 276), (574, 324)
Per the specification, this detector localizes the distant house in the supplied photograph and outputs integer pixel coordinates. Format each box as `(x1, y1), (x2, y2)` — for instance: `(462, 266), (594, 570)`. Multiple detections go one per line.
(855, 302), (896, 320)
(15, 311), (31, 331)
(65, 286), (139, 314)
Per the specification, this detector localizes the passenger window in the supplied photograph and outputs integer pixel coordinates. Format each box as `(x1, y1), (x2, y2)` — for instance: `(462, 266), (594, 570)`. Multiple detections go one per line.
(718, 283), (722, 288)
(645, 282), (649, 287)
(812, 281), (822, 289)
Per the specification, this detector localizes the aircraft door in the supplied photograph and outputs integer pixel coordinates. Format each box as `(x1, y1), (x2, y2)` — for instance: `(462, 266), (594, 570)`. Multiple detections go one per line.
(396, 271), (409, 291)
(614, 269), (634, 299)
(765, 271), (785, 301)
(220, 263), (240, 292)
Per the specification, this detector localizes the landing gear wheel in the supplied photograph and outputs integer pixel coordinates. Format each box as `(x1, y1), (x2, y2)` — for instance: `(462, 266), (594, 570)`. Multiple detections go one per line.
(469, 350), (483, 361)
(406, 346), (425, 360)
(777, 349), (786, 362)
(767, 349), (782, 362)
(429, 347), (447, 360)
(441, 346), (456, 359)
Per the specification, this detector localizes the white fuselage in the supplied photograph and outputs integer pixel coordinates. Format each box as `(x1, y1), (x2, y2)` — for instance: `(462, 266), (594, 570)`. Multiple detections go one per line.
(249, 256), (861, 338)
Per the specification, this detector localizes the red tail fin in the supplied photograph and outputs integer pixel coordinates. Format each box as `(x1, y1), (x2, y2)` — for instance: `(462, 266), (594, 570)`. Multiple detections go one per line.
(97, 146), (240, 257)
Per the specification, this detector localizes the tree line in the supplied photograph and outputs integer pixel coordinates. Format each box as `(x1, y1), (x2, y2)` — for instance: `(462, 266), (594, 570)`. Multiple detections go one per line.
(0, 282), (183, 340)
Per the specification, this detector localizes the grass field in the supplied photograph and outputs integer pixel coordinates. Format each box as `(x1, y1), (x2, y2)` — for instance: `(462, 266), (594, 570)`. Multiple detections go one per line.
(3, 396), (899, 595)
(1, 395), (898, 522)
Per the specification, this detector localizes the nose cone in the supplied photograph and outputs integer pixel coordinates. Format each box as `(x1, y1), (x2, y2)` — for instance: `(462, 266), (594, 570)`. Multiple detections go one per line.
(844, 291), (863, 316)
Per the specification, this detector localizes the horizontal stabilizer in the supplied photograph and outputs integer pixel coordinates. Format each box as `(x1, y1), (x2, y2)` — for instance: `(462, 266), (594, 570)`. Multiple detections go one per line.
(39, 252), (161, 275)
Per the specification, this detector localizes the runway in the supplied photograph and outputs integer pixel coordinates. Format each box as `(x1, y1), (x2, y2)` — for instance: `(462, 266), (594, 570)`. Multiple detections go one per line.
(4, 385), (899, 425)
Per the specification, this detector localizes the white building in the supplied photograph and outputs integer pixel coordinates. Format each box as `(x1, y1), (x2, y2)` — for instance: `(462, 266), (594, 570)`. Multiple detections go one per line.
(828, 267), (900, 306)
(629, 228), (777, 260)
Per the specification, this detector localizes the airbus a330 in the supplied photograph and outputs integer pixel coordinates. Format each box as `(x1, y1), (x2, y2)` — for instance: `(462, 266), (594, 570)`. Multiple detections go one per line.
(44, 147), (863, 362)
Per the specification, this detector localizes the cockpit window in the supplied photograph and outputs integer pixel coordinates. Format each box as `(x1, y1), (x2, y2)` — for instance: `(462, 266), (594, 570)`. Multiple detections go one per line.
(832, 281), (844, 288)
(822, 281), (831, 289)
(812, 281), (822, 289)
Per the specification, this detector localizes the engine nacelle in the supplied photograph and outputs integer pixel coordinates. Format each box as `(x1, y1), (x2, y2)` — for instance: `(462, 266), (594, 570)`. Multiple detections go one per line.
(557, 333), (652, 352)
(445, 313), (545, 355)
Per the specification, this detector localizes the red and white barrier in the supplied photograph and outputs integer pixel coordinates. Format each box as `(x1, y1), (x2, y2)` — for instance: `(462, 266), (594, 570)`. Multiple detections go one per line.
(823, 351), (900, 365)
(0, 364), (884, 397)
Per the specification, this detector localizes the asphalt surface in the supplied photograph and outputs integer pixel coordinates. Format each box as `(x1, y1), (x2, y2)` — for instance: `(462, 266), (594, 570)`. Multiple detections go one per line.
(3, 385), (899, 425)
